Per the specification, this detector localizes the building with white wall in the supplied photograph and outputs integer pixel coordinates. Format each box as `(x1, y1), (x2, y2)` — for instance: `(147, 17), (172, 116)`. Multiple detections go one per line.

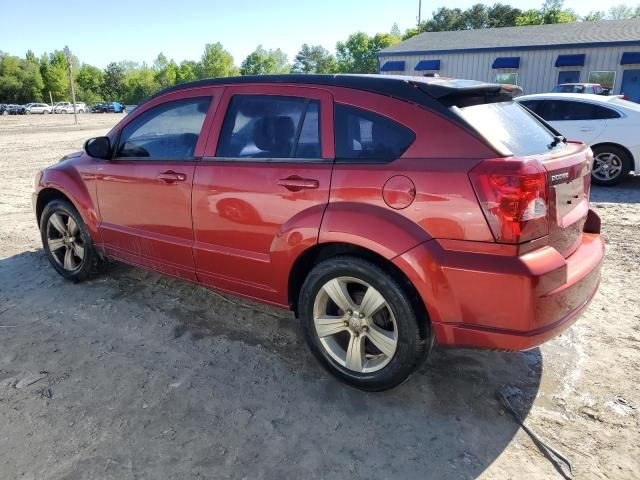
(377, 19), (640, 102)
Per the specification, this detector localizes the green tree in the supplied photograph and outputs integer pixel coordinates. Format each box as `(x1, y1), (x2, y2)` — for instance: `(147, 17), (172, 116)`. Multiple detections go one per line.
(465, 4), (490, 29)
(0, 53), (44, 103)
(177, 60), (198, 83)
(390, 23), (401, 38)
(292, 44), (337, 74)
(123, 64), (158, 104)
(102, 62), (126, 100)
(240, 46), (290, 75)
(583, 10), (606, 21)
(336, 32), (399, 74)
(486, 3), (523, 27)
(197, 42), (237, 79)
(40, 51), (69, 102)
(76, 64), (104, 103)
(608, 4), (636, 19)
(153, 53), (178, 87)
(427, 7), (467, 31)
(516, 0), (577, 25)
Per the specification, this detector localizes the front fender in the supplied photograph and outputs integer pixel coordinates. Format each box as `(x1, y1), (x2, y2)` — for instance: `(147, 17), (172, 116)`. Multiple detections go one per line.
(319, 202), (432, 259)
(37, 160), (101, 243)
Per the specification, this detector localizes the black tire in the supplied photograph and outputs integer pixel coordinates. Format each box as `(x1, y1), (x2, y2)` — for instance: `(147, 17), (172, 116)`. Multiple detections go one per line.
(591, 145), (632, 186)
(299, 256), (429, 391)
(40, 199), (102, 282)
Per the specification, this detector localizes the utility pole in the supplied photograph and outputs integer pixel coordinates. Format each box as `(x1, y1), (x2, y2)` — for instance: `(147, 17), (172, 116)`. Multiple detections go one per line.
(63, 46), (78, 125)
(417, 0), (422, 30)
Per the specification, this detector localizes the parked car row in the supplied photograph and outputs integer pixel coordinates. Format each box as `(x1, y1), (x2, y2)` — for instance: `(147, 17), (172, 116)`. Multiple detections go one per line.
(1, 101), (126, 115)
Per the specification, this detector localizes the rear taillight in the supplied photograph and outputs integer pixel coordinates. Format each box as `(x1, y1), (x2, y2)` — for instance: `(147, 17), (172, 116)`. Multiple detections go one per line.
(469, 158), (549, 244)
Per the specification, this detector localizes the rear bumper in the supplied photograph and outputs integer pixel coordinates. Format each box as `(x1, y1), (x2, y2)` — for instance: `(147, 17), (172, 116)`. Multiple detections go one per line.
(393, 214), (604, 351)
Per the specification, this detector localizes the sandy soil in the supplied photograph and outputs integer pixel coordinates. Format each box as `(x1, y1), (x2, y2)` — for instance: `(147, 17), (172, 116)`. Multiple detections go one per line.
(0, 114), (638, 479)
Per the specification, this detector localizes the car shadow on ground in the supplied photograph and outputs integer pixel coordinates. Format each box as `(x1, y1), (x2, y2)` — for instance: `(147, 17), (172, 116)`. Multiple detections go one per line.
(1, 251), (543, 479)
(590, 174), (640, 203)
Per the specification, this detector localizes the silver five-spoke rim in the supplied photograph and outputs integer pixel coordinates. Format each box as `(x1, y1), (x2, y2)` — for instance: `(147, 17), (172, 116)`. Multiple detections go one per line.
(593, 152), (622, 181)
(46, 212), (85, 271)
(313, 276), (398, 373)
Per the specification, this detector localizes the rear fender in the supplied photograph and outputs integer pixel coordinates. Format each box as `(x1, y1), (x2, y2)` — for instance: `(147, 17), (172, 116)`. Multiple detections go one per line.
(319, 202), (431, 259)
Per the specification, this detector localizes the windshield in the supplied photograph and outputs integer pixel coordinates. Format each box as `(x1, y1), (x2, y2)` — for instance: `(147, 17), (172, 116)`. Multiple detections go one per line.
(457, 101), (562, 156)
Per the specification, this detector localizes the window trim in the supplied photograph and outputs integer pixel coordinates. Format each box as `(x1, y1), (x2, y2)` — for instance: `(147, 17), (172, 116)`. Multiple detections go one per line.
(111, 96), (212, 162)
(211, 93), (324, 162)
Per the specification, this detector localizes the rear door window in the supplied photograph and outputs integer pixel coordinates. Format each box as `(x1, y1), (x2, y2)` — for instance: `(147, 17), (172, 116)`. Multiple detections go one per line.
(216, 95), (321, 159)
(334, 104), (415, 162)
(537, 100), (620, 121)
(116, 97), (211, 160)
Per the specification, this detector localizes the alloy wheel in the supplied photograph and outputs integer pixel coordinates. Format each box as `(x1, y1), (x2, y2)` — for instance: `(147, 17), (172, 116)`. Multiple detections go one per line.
(593, 152), (623, 182)
(313, 276), (398, 373)
(46, 212), (85, 271)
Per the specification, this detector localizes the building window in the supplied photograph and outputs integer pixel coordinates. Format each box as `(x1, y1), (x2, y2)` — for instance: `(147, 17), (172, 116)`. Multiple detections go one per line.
(588, 71), (616, 92)
(496, 72), (518, 85)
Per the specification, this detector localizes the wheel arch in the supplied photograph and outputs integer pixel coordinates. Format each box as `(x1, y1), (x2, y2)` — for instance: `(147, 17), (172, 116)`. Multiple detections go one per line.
(288, 241), (431, 338)
(591, 142), (635, 170)
(36, 187), (75, 225)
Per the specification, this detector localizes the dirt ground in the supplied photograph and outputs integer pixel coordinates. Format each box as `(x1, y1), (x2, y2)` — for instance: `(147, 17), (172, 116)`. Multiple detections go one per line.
(0, 114), (638, 480)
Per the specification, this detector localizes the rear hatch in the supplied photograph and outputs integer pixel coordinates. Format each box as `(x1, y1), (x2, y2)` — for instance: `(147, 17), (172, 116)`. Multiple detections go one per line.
(454, 97), (591, 256)
(535, 142), (592, 257)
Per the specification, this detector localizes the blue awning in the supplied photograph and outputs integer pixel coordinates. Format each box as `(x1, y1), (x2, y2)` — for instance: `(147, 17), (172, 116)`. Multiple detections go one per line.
(492, 57), (520, 69)
(380, 60), (405, 72)
(555, 54), (585, 67)
(621, 52), (640, 65)
(415, 59), (441, 71)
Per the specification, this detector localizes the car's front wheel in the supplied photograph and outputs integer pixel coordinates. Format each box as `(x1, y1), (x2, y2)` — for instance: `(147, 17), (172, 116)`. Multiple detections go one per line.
(40, 199), (102, 282)
(299, 256), (429, 391)
(592, 145), (632, 186)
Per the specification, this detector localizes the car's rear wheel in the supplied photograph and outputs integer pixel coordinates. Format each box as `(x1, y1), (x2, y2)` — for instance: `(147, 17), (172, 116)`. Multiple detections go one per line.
(592, 145), (632, 186)
(40, 199), (102, 282)
(299, 256), (429, 391)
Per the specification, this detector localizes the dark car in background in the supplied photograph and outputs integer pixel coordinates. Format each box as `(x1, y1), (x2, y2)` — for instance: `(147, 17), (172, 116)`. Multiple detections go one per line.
(91, 101), (126, 113)
(0, 104), (9, 115)
(8, 104), (27, 115)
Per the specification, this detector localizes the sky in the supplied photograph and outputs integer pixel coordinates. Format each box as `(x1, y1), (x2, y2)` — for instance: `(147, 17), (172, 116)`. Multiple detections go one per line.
(0, 0), (620, 68)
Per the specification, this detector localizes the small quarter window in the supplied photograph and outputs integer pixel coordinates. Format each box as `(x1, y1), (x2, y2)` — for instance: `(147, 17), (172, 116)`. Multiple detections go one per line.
(216, 95), (321, 159)
(116, 97), (211, 160)
(334, 104), (415, 162)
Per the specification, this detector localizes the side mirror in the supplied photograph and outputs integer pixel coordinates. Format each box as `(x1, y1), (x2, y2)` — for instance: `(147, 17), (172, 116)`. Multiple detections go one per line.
(84, 136), (112, 159)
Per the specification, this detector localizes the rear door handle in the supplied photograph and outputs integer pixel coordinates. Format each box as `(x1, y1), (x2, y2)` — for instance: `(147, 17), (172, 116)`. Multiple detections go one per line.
(158, 171), (187, 183)
(579, 127), (594, 132)
(277, 176), (320, 192)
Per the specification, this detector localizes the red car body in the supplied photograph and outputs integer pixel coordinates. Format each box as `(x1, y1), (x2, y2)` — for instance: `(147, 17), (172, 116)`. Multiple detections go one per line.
(33, 75), (604, 353)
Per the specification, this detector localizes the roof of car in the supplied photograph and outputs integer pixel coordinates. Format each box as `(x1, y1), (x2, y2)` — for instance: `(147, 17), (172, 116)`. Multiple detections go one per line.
(558, 83), (600, 86)
(147, 74), (521, 113)
(379, 18), (640, 55)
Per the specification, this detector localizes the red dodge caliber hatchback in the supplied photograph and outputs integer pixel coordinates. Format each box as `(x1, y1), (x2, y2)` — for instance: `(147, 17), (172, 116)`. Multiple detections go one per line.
(34, 75), (604, 390)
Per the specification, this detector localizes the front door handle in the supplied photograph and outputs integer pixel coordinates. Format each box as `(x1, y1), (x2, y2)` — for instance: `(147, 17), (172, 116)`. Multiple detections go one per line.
(579, 127), (594, 132)
(158, 171), (187, 183)
(277, 176), (320, 192)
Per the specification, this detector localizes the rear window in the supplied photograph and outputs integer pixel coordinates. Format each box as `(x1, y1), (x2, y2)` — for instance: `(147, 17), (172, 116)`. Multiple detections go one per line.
(457, 101), (560, 156)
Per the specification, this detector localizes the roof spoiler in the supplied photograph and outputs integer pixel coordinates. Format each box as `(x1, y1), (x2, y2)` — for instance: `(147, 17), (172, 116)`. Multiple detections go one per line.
(411, 79), (523, 108)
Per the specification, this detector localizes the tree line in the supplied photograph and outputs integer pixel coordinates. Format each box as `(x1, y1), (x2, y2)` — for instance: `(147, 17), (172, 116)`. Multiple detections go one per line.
(1, 1), (638, 105)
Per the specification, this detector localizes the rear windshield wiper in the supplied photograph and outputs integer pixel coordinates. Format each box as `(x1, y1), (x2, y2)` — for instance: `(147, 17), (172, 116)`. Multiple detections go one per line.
(547, 135), (566, 150)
